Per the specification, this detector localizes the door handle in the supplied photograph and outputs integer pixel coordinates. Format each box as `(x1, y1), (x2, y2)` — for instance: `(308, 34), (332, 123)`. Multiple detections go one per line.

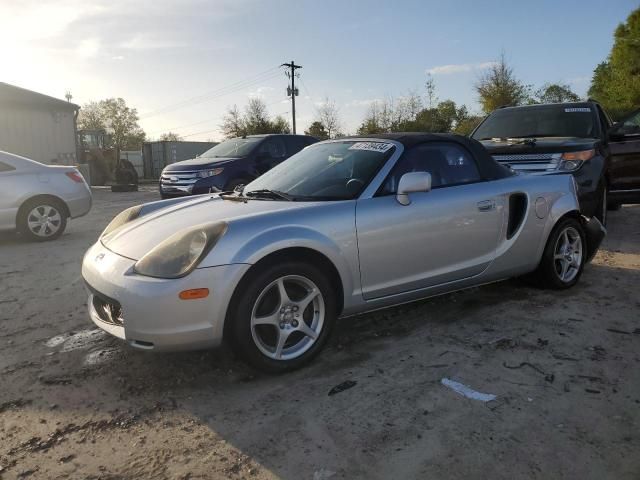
(477, 200), (495, 212)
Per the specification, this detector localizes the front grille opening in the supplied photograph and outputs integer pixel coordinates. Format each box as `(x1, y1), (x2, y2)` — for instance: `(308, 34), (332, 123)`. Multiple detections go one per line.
(92, 295), (124, 326)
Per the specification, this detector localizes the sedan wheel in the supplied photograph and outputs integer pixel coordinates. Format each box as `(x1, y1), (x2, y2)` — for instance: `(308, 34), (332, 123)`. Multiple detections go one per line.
(19, 200), (67, 241)
(553, 226), (583, 283)
(229, 261), (336, 372)
(251, 275), (325, 361)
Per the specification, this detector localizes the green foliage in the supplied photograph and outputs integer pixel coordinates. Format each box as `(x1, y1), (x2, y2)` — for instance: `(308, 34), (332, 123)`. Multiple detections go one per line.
(453, 115), (485, 136)
(532, 83), (581, 104)
(305, 121), (329, 140)
(78, 98), (146, 150)
(159, 132), (183, 141)
(220, 99), (290, 138)
(588, 7), (640, 119)
(475, 53), (531, 113)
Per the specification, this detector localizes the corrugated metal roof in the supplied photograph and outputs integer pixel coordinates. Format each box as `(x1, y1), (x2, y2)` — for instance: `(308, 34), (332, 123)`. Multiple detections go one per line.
(0, 82), (80, 111)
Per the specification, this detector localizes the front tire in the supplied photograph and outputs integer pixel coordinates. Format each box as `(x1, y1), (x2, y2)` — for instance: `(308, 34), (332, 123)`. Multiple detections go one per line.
(228, 262), (337, 372)
(18, 199), (67, 242)
(533, 217), (586, 289)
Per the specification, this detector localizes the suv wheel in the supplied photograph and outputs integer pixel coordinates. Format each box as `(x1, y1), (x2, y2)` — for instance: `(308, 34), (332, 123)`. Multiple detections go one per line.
(228, 262), (336, 372)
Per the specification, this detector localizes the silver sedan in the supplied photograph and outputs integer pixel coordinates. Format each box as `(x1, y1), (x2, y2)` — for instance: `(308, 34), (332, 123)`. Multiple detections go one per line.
(0, 150), (92, 241)
(82, 134), (604, 372)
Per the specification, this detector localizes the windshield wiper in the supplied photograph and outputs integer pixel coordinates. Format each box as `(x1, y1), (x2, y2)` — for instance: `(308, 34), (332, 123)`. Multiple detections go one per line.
(244, 189), (294, 201)
(488, 137), (537, 146)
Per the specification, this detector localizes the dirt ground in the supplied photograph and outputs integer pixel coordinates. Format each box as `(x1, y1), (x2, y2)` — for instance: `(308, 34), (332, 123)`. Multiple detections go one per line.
(0, 187), (639, 480)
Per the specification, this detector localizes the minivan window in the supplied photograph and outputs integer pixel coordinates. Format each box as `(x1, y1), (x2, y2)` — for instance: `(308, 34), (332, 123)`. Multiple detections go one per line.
(200, 137), (262, 158)
(472, 105), (598, 140)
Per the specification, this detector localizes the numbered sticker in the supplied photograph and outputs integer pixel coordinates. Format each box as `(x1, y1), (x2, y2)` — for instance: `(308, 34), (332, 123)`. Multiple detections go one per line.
(348, 142), (394, 153)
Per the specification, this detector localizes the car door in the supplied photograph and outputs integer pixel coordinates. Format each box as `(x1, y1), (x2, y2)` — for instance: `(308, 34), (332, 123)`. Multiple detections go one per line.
(0, 160), (20, 230)
(608, 109), (640, 199)
(356, 141), (503, 300)
(255, 137), (287, 175)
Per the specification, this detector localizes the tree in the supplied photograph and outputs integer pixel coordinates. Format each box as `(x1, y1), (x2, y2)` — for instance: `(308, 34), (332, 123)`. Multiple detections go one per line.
(475, 53), (531, 113)
(221, 105), (246, 138)
(220, 99), (290, 138)
(588, 7), (640, 119)
(78, 98), (146, 150)
(454, 115), (484, 136)
(316, 97), (342, 138)
(425, 74), (437, 109)
(159, 132), (183, 141)
(305, 121), (329, 140)
(533, 83), (581, 104)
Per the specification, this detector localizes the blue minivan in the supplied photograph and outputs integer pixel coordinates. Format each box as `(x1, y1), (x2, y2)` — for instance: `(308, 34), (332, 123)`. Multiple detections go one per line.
(159, 134), (318, 198)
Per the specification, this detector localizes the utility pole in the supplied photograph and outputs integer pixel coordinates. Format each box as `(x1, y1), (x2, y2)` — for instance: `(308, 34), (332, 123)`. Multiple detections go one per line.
(281, 61), (302, 134)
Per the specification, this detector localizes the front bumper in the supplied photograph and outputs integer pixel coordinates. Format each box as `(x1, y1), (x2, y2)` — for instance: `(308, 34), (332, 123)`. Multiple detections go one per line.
(582, 215), (606, 263)
(81, 241), (250, 352)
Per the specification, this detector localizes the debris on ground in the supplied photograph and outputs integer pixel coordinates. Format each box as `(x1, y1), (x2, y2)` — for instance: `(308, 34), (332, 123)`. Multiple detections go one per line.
(440, 378), (497, 402)
(328, 380), (357, 396)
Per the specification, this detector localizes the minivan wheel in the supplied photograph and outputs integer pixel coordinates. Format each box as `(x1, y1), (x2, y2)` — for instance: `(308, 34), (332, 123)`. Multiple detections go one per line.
(534, 217), (586, 289)
(228, 262), (336, 372)
(18, 199), (67, 242)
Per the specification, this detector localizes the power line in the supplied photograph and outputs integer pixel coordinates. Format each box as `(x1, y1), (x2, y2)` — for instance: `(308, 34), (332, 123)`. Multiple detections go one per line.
(139, 66), (282, 119)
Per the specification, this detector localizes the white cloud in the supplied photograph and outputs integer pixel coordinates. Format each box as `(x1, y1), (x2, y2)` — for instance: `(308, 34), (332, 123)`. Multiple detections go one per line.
(345, 98), (382, 108)
(426, 61), (497, 76)
(247, 86), (275, 98)
(76, 38), (100, 58)
(120, 34), (186, 50)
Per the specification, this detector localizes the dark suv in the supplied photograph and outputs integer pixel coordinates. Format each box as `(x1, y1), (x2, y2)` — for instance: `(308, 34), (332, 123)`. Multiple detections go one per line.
(159, 134), (318, 198)
(471, 101), (640, 223)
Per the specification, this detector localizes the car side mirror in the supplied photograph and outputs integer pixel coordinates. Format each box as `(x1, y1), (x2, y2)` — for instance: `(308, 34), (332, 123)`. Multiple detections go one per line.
(396, 172), (431, 206)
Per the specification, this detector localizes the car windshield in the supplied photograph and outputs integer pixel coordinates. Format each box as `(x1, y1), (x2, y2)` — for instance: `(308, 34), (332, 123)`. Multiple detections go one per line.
(243, 140), (396, 200)
(472, 105), (598, 140)
(200, 137), (262, 158)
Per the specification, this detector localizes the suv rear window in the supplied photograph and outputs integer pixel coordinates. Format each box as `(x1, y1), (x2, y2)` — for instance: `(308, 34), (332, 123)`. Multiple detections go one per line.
(472, 105), (598, 140)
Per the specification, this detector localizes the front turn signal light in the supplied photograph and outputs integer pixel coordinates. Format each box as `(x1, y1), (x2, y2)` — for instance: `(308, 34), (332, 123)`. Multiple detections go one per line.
(179, 288), (210, 300)
(561, 149), (595, 161)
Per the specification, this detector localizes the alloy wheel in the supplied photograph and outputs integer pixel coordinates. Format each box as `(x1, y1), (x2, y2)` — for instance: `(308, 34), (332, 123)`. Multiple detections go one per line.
(250, 275), (325, 361)
(27, 205), (62, 238)
(553, 226), (583, 283)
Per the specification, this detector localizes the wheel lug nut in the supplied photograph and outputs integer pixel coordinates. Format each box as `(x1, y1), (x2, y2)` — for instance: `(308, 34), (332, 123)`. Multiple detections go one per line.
(293, 306), (299, 312)
(279, 322), (285, 329)
(292, 320), (299, 327)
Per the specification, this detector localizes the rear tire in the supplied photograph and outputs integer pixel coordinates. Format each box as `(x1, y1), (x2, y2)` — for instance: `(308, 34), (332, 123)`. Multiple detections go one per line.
(532, 217), (586, 290)
(18, 198), (67, 242)
(227, 261), (337, 373)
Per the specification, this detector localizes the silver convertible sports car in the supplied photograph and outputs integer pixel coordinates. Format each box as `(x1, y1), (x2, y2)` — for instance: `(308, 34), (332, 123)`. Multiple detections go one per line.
(82, 133), (605, 371)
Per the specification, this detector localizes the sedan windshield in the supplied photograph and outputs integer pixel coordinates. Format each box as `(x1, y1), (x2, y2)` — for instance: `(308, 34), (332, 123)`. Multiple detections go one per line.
(200, 137), (262, 158)
(243, 141), (396, 200)
(472, 105), (598, 140)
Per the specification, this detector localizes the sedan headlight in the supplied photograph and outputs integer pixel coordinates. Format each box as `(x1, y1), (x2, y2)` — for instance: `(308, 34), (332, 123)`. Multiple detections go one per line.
(101, 205), (142, 238)
(133, 222), (227, 279)
(558, 149), (595, 171)
(198, 168), (224, 178)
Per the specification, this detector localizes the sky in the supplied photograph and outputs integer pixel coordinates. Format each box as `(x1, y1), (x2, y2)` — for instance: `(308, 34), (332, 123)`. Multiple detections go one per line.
(0, 0), (636, 141)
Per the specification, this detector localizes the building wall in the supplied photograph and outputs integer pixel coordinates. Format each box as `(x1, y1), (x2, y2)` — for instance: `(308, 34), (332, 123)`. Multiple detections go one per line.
(0, 104), (77, 165)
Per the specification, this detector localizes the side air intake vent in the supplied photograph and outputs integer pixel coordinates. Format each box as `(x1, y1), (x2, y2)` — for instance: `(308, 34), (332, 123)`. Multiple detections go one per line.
(507, 193), (527, 239)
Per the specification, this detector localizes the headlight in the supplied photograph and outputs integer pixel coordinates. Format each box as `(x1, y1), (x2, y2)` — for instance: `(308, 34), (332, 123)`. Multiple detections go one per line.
(133, 222), (227, 278)
(558, 149), (595, 171)
(101, 205), (142, 238)
(198, 168), (224, 178)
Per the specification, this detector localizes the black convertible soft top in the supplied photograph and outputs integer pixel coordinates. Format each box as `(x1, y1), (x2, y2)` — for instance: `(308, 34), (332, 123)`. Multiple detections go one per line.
(355, 132), (514, 181)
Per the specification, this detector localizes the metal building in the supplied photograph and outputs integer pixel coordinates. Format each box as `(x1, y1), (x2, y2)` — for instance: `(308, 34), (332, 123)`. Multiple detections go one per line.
(0, 82), (79, 165)
(142, 141), (218, 179)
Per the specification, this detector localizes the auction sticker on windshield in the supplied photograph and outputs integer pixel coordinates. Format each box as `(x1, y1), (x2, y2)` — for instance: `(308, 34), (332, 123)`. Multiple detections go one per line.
(348, 142), (394, 153)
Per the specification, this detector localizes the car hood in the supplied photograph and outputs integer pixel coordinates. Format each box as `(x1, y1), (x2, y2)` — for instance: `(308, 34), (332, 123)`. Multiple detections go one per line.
(164, 157), (241, 171)
(101, 195), (318, 260)
(479, 137), (599, 155)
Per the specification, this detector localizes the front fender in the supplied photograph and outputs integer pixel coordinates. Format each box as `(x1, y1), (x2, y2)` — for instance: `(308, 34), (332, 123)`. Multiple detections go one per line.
(209, 225), (357, 306)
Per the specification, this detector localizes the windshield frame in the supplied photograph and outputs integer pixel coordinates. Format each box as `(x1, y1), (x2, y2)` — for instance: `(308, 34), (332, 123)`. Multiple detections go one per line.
(471, 104), (601, 141)
(199, 137), (263, 159)
(239, 138), (404, 202)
